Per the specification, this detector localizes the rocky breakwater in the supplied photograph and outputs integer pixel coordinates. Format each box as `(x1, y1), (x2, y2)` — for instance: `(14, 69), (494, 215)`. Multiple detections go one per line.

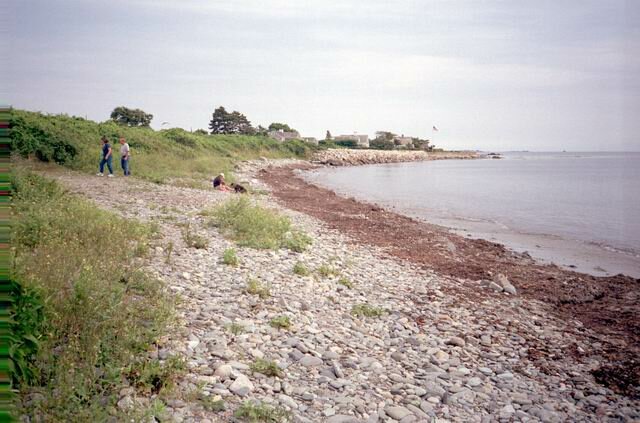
(314, 149), (478, 166)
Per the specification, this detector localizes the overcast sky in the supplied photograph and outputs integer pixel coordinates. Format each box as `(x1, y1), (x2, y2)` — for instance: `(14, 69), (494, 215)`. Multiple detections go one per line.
(5, 0), (640, 151)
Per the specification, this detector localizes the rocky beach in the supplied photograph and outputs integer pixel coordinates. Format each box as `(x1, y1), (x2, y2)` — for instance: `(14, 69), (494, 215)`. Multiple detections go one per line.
(41, 151), (639, 423)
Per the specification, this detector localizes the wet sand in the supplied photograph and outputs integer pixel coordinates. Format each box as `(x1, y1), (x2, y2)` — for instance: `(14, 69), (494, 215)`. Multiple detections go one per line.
(259, 163), (640, 398)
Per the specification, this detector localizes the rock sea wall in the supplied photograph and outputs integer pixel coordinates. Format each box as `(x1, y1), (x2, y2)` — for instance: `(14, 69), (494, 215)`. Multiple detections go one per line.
(313, 149), (478, 166)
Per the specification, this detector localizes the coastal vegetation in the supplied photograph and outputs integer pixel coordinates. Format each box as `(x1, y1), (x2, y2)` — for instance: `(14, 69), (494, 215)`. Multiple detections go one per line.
(208, 197), (312, 252)
(10, 109), (315, 184)
(11, 169), (174, 420)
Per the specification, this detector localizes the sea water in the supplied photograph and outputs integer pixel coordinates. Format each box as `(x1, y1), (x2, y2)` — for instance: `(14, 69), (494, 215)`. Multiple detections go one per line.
(304, 152), (640, 277)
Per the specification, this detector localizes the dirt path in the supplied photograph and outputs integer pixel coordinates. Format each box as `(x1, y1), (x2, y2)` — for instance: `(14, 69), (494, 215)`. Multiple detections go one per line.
(259, 164), (640, 399)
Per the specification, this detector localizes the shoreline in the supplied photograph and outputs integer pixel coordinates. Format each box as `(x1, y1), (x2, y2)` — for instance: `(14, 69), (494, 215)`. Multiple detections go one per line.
(257, 161), (640, 398)
(303, 162), (640, 279)
(38, 162), (640, 421)
(312, 149), (479, 166)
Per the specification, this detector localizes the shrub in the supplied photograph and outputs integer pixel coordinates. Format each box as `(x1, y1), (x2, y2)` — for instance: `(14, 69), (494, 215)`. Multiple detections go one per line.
(246, 279), (271, 299)
(234, 401), (290, 422)
(222, 248), (239, 266)
(250, 358), (283, 377)
(209, 197), (311, 251)
(351, 304), (385, 318)
(226, 322), (245, 335)
(317, 264), (339, 278)
(125, 356), (186, 395)
(182, 223), (208, 249)
(338, 277), (354, 289)
(11, 170), (173, 420)
(269, 316), (292, 330)
(292, 262), (309, 276)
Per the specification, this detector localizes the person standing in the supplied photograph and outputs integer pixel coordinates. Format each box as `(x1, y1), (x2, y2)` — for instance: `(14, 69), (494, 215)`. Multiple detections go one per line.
(119, 137), (131, 176)
(97, 136), (114, 177)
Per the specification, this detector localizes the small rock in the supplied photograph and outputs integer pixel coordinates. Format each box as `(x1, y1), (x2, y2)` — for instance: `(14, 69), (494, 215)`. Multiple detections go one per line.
(385, 405), (412, 420)
(229, 374), (254, 396)
(299, 355), (323, 367)
(445, 337), (466, 347)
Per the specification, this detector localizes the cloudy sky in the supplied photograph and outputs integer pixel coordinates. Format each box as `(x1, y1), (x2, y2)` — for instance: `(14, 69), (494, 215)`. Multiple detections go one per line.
(5, 0), (640, 151)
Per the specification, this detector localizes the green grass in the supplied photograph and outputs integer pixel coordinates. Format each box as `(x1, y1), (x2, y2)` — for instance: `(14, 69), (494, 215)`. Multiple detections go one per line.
(10, 109), (316, 183)
(208, 197), (312, 251)
(181, 223), (208, 249)
(250, 358), (283, 377)
(11, 169), (173, 421)
(226, 322), (246, 335)
(292, 262), (310, 276)
(125, 356), (186, 395)
(351, 304), (385, 318)
(246, 278), (271, 299)
(338, 277), (354, 289)
(269, 316), (292, 330)
(317, 263), (340, 278)
(234, 401), (291, 422)
(222, 248), (239, 266)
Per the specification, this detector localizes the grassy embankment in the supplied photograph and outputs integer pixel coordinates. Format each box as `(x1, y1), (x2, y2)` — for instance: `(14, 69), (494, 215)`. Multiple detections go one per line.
(9, 110), (318, 420)
(10, 109), (316, 185)
(11, 169), (175, 420)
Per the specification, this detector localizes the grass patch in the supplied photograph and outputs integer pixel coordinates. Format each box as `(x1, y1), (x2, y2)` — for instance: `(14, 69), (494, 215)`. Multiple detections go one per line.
(182, 223), (208, 249)
(207, 197), (311, 251)
(292, 262), (310, 276)
(351, 303), (385, 318)
(125, 356), (186, 395)
(201, 396), (226, 412)
(246, 278), (271, 299)
(10, 109), (316, 183)
(250, 358), (283, 377)
(317, 263), (340, 278)
(226, 322), (245, 335)
(269, 316), (292, 330)
(222, 248), (239, 266)
(234, 400), (291, 422)
(11, 169), (173, 420)
(338, 277), (354, 289)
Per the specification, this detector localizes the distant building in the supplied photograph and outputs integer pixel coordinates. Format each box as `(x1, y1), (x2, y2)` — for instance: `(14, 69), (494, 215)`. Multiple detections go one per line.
(268, 129), (300, 142)
(393, 136), (414, 147)
(303, 137), (318, 145)
(334, 134), (369, 148)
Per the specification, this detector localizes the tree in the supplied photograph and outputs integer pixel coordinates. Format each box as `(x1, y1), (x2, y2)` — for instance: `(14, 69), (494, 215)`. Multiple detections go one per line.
(208, 106), (255, 134)
(110, 106), (153, 127)
(370, 131), (396, 150)
(325, 130), (332, 140)
(268, 122), (295, 133)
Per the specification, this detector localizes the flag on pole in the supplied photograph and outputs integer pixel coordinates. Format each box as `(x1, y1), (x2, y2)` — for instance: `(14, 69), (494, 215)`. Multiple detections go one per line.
(432, 125), (439, 131)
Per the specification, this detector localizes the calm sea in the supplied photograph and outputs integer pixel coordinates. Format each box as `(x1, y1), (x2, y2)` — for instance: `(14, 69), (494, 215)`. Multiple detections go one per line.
(304, 152), (640, 277)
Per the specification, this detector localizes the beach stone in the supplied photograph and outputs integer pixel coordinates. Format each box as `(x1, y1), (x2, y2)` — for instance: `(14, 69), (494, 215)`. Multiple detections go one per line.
(229, 374), (254, 396)
(385, 405), (413, 420)
(445, 337), (466, 347)
(326, 416), (359, 423)
(299, 355), (323, 367)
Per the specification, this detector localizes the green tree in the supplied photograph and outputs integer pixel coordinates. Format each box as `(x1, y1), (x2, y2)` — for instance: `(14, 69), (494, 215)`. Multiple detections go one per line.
(209, 106), (254, 134)
(370, 131), (396, 150)
(268, 122), (295, 133)
(110, 106), (153, 127)
(325, 130), (332, 140)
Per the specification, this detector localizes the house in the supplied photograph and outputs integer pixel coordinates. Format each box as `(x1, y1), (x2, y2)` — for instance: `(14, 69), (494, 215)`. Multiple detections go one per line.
(393, 135), (414, 147)
(303, 137), (318, 145)
(268, 129), (300, 142)
(334, 134), (369, 148)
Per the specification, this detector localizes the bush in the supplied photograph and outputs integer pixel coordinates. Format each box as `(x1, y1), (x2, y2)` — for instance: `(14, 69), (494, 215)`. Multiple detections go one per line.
(234, 401), (290, 422)
(11, 169), (173, 420)
(246, 279), (271, 299)
(222, 248), (239, 266)
(292, 262), (309, 276)
(269, 316), (292, 330)
(209, 197), (311, 251)
(338, 277), (354, 289)
(351, 304), (385, 318)
(250, 358), (282, 377)
(317, 264), (339, 278)
(182, 223), (208, 249)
